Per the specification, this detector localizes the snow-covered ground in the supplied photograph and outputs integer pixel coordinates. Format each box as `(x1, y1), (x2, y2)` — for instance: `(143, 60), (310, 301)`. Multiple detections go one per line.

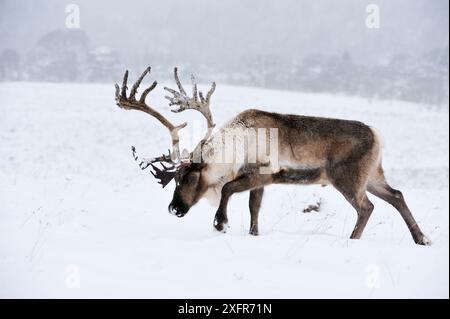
(0, 82), (448, 298)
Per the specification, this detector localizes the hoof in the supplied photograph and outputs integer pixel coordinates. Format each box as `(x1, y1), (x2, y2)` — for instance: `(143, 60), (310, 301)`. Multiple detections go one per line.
(416, 235), (432, 246)
(249, 230), (259, 236)
(249, 225), (259, 236)
(214, 221), (229, 233)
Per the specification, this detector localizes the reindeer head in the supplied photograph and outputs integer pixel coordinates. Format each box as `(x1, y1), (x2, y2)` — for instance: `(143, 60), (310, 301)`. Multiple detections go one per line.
(115, 67), (216, 217)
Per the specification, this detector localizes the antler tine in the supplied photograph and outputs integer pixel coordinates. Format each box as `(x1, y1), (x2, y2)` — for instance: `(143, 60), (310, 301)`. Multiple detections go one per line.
(174, 67), (187, 95)
(198, 90), (205, 104)
(197, 82), (215, 107)
(206, 82), (216, 104)
(114, 83), (120, 100)
(140, 80), (158, 103)
(160, 162), (175, 170)
(191, 74), (198, 102)
(121, 70), (128, 97)
(129, 67), (150, 100)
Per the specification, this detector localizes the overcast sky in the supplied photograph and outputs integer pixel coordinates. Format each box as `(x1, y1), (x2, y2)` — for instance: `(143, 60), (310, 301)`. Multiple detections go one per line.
(0, 0), (448, 65)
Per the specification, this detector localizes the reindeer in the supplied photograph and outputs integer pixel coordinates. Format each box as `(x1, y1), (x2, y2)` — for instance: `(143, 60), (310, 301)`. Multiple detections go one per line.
(115, 67), (430, 245)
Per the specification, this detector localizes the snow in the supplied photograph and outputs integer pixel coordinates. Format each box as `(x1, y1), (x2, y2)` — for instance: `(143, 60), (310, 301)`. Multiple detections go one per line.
(0, 82), (448, 298)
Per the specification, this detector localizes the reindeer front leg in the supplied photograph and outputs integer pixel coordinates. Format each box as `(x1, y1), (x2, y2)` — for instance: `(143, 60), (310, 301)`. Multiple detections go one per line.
(214, 171), (272, 233)
(249, 187), (264, 235)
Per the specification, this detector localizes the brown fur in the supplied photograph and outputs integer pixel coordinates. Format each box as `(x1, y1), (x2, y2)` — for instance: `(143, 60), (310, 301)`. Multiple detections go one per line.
(169, 109), (430, 245)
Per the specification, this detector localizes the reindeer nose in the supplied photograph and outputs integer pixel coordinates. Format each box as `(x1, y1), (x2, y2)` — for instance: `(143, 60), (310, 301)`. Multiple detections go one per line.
(168, 204), (177, 215)
(168, 204), (185, 217)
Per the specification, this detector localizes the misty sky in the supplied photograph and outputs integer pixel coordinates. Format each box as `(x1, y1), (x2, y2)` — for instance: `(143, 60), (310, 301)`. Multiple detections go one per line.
(0, 0), (448, 66)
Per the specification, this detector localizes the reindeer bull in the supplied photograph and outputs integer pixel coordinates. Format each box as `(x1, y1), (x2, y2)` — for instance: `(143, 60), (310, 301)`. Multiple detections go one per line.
(115, 67), (430, 245)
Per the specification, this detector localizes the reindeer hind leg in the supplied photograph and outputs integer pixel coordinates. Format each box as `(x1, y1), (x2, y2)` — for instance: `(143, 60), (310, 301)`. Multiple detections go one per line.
(367, 165), (430, 245)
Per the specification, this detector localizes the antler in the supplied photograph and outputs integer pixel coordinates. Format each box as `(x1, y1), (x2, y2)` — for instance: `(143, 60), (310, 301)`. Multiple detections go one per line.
(164, 67), (216, 146)
(115, 67), (187, 162)
(131, 146), (173, 169)
(131, 146), (176, 188)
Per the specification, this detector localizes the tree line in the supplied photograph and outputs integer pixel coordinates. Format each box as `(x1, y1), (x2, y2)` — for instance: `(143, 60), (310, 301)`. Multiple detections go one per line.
(0, 29), (448, 107)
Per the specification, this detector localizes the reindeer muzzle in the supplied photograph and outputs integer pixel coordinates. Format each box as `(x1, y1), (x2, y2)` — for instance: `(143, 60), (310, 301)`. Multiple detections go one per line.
(168, 204), (187, 218)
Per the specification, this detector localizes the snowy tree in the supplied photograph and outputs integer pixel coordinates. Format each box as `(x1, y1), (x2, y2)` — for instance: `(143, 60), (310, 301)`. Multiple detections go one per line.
(27, 29), (90, 81)
(0, 49), (20, 81)
(87, 46), (121, 82)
